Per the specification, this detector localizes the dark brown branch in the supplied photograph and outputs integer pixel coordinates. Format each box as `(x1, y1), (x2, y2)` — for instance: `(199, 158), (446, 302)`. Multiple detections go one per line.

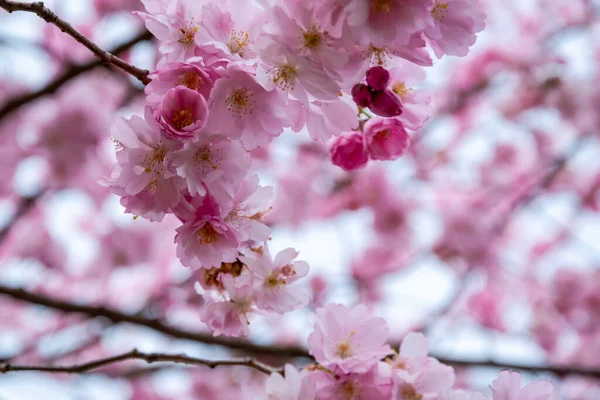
(0, 29), (152, 122)
(0, 191), (44, 243)
(0, 0), (150, 84)
(0, 349), (282, 376)
(0, 285), (310, 359)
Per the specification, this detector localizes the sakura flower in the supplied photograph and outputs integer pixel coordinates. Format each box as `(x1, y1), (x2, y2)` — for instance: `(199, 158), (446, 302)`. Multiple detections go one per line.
(240, 245), (310, 314)
(392, 332), (430, 381)
(137, 0), (203, 64)
(490, 371), (555, 400)
(389, 64), (432, 131)
(364, 118), (411, 160)
(145, 61), (215, 106)
(257, 41), (341, 103)
(308, 303), (392, 374)
(425, 0), (486, 58)
(201, 273), (255, 337)
(174, 194), (239, 269)
(265, 364), (316, 400)
(157, 86), (209, 139)
(206, 64), (290, 150)
(172, 136), (250, 202)
(311, 364), (393, 400)
(329, 132), (369, 171)
(223, 174), (273, 246)
(305, 97), (359, 141)
(393, 358), (455, 400)
(108, 106), (184, 221)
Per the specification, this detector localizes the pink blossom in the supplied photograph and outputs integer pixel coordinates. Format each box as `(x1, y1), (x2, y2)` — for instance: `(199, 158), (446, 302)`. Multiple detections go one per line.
(201, 273), (255, 337)
(392, 332), (430, 381)
(240, 246), (310, 314)
(490, 371), (555, 400)
(311, 364), (393, 400)
(108, 106), (184, 221)
(308, 303), (392, 374)
(206, 65), (290, 150)
(174, 194), (239, 269)
(393, 358), (455, 400)
(329, 132), (369, 171)
(389, 64), (432, 131)
(145, 61), (214, 106)
(223, 174), (273, 246)
(265, 364), (316, 400)
(364, 118), (411, 160)
(172, 136), (250, 202)
(305, 97), (359, 141)
(156, 86), (209, 139)
(425, 0), (486, 58)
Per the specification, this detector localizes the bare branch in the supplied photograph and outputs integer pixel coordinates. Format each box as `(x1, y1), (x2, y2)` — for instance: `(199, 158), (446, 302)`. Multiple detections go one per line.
(0, 29), (152, 122)
(0, 0), (151, 84)
(0, 349), (282, 376)
(0, 191), (44, 243)
(0, 285), (310, 359)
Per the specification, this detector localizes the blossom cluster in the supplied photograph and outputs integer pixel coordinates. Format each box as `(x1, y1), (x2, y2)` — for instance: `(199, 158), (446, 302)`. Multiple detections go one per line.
(265, 304), (557, 400)
(107, 0), (486, 337)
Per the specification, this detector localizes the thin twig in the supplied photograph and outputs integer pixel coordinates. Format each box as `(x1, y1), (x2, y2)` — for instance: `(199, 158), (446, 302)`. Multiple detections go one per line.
(0, 285), (310, 359)
(0, 349), (282, 376)
(0, 0), (150, 84)
(0, 191), (44, 243)
(0, 29), (152, 122)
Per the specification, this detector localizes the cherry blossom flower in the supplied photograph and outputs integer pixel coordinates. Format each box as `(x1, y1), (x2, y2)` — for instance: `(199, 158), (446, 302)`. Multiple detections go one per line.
(490, 371), (555, 400)
(388, 63), (432, 131)
(364, 118), (411, 160)
(156, 86), (209, 139)
(265, 364), (316, 400)
(308, 303), (393, 374)
(145, 61), (215, 106)
(329, 132), (369, 171)
(240, 245), (310, 313)
(311, 364), (393, 400)
(393, 358), (455, 400)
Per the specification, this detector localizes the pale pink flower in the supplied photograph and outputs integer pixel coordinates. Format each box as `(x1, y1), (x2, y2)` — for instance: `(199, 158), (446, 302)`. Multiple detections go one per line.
(223, 174), (273, 246)
(305, 97), (359, 141)
(265, 364), (316, 400)
(145, 61), (215, 106)
(308, 303), (392, 374)
(257, 41), (341, 103)
(206, 65), (290, 150)
(240, 246), (309, 314)
(392, 332), (430, 381)
(329, 132), (369, 171)
(393, 358), (455, 400)
(490, 371), (555, 400)
(364, 118), (411, 160)
(389, 64), (432, 131)
(137, 0), (203, 64)
(201, 273), (255, 337)
(172, 136), (250, 202)
(425, 0), (486, 58)
(108, 106), (184, 221)
(156, 86), (209, 139)
(311, 364), (393, 400)
(174, 194), (239, 269)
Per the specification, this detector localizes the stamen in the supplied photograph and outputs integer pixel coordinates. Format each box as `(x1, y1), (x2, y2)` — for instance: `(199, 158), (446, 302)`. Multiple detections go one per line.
(432, 2), (449, 22)
(226, 88), (255, 116)
(197, 224), (219, 244)
(270, 65), (298, 90)
(228, 30), (250, 55)
(172, 107), (194, 129)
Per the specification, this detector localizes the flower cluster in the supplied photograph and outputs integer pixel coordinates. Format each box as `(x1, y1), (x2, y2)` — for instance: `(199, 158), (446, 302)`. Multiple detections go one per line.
(107, 0), (486, 336)
(265, 304), (557, 400)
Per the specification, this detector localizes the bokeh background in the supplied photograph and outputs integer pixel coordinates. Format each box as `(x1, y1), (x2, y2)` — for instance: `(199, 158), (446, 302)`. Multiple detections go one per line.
(1, 0), (600, 398)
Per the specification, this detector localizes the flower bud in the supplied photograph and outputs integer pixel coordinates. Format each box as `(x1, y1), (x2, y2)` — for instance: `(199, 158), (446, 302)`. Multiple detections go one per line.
(370, 90), (403, 118)
(364, 118), (410, 161)
(351, 83), (373, 107)
(366, 66), (390, 91)
(329, 132), (369, 171)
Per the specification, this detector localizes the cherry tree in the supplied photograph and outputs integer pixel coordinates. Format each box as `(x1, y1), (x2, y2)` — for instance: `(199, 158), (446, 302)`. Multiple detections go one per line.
(0, 0), (599, 399)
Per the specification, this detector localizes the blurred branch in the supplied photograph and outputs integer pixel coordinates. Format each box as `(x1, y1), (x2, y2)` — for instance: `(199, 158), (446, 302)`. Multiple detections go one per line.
(0, 349), (281, 376)
(0, 285), (310, 359)
(0, 29), (152, 122)
(0, 0), (150, 84)
(0, 191), (45, 243)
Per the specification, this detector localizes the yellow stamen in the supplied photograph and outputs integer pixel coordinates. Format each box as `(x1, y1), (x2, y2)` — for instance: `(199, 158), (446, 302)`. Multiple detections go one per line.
(172, 108), (194, 130)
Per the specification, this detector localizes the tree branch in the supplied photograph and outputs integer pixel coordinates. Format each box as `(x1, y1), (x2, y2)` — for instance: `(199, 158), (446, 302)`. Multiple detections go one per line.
(0, 0), (150, 84)
(0, 191), (44, 243)
(0, 285), (310, 359)
(0, 349), (282, 376)
(0, 29), (152, 122)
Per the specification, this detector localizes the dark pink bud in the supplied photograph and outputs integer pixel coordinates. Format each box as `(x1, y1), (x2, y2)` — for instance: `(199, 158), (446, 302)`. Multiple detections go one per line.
(329, 132), (369, 171)
(370, 90), (403, 118)
(366, 66), (390, 91)
(351, 83), (373, 107)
